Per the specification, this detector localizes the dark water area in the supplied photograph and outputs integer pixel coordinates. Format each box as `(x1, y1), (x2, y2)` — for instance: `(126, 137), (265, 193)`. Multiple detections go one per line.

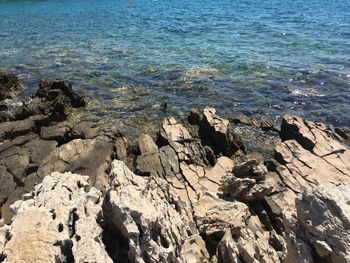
(0, 0), (349, 137)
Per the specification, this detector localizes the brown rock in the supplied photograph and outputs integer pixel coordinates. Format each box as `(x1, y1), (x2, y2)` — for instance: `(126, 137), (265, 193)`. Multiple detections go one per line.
(200, 107), (244, 156)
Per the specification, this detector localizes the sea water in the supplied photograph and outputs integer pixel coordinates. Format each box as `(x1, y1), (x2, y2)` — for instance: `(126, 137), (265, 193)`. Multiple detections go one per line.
(0, 0), (349, 135)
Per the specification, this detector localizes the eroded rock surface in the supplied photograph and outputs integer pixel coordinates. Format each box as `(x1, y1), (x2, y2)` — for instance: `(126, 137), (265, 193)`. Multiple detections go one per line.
(0, 171), (111, 263)
(1, 71), (350, 263)
(285, 183), (350, 263)
(0, 78), (127, 223)
(134, 107), (243, 207)
(265, 115), (350, 218)
(104, 160), (208, 263)
(220, 159), (273, 202)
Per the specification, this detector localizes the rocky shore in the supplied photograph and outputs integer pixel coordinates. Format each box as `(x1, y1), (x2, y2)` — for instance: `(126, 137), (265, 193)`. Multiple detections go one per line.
(1, 70), (350, 263)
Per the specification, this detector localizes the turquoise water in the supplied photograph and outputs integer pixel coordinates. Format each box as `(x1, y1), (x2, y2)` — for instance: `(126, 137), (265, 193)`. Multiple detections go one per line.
(0, 0), (349, 134)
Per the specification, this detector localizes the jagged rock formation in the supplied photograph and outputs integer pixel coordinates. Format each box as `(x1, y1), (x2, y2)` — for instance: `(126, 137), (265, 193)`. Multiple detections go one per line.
(0, 80), (85, 122)
(1, 73), (350, 263)
(131, 110), (350, 263)
(0, 161), (211, 263)
(194, 192), (283, 262)
(0, 80), (127, 224)
(104, 160), (208, 263)
(130, 108), (288, 262)
(284, 183), (350, 263)
(0, 171), (111, 262)
(264, 115), (350, 225)
(134, 107), (243, 208)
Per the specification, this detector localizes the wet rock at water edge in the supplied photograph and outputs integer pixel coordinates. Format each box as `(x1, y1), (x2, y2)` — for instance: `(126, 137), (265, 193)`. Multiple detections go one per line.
(0, 70), (22, 101)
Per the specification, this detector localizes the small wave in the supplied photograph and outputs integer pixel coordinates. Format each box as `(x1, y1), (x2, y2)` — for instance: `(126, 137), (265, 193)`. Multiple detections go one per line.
(181, 66), (221, 81)
(290, 88), (326, 98)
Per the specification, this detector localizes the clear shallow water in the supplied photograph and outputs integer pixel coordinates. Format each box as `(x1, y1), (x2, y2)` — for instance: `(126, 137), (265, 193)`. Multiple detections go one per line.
(0, 0), (350, 136)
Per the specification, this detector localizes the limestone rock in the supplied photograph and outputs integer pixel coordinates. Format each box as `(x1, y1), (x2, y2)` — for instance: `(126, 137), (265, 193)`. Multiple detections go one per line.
(180, 235), (210, 263)
(215, 228), (282, 263)
(194, 192), (250, 237)
(0, 171), (112, 263)
(134, 108), (240, 207)
(194, 192), (283, 263)
(286, 183), (350, 263)
(200, 107), (245, 157)
(104, 160), (207, 263)
(220, 160), (273, 202)
(265, 115), (350, 217)
(37, 136), (114, 189)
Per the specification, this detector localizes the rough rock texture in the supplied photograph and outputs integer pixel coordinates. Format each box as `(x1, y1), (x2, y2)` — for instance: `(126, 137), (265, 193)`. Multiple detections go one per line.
(194, 192), (283, 263)
(265, 115), (350, 219)
(1, 72), (350, 263)
(0, 119), (127, 223)
(0, 77), (127, 224)
(262, 115), (350, 263)
(0, 171), (112, 263)
(0, 70), (22, 101)
(0, 80), (85, 122)
(285, 183), (350, 263)
(134, 107), (243, 207)
(130, 110), (350, 263)
(104, 160), (208, 263)
(220, 159), (274, 202)
(37, 123), (124, 190)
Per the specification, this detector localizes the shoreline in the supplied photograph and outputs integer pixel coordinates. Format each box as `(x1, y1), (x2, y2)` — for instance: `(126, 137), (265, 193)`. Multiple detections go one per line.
(1, 70), (350, 262)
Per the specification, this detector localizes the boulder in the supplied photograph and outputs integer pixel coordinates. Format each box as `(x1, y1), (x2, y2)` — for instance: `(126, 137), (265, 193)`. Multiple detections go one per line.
(220, 159), (273, 202)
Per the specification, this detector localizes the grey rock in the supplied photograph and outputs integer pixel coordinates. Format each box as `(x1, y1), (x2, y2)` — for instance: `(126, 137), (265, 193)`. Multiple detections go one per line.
(220, 160), (273, 202)
(105, 160), (207, 263)
(286, 183), (350, 263)
(37, 136), (114, 189)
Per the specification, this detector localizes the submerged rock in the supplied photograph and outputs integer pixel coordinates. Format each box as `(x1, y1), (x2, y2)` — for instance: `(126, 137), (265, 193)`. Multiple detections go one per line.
(0, 79), (85, 122)
(0, 73), (350, 263)
(0, 75), (127, 223)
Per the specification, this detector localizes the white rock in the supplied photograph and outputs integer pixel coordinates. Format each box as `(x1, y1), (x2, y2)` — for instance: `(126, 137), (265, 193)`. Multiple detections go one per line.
(0, 172), (112, 263)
